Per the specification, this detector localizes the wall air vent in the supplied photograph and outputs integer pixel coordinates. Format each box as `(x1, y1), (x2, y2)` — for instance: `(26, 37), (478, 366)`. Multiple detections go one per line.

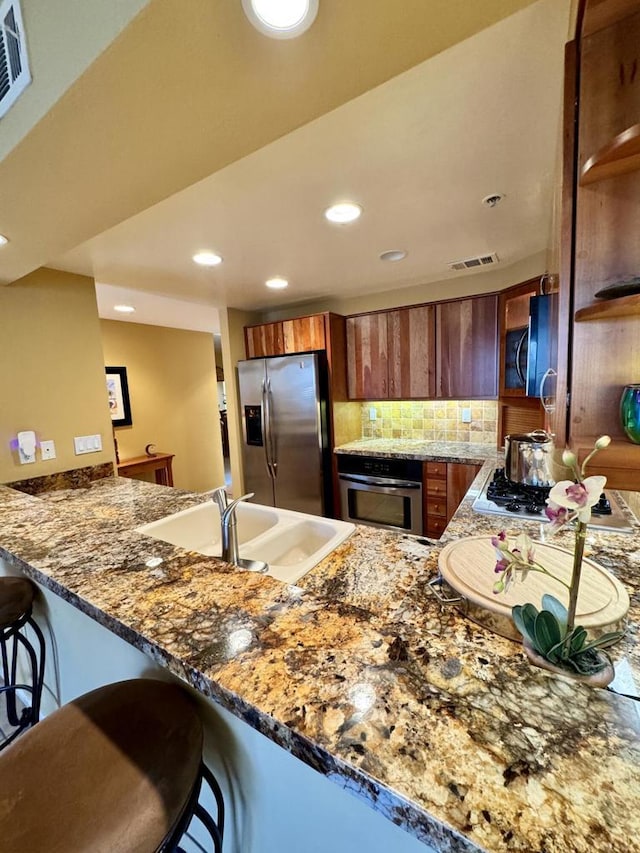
(0, 0), (30, 120)
(448, 252), (499, 272)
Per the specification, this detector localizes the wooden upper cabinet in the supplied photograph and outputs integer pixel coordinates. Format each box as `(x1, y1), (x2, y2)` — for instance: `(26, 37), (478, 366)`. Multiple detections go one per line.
(245, 313), (328, 358)
(436, 295), (498, 398)
(387, 306), (436, 398)
(346, 314), (388, 399)
(282, 314), (326, 353)
(245, 321), (285, 358)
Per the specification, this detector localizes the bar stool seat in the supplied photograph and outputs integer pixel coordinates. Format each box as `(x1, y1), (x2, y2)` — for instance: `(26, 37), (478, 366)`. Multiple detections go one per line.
(0, 577), (34, 626)
(0, 679), (224, 852)
(0, 576), (46, 749)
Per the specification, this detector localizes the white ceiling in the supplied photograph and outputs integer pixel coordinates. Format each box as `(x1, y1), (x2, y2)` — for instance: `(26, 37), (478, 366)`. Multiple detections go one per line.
(55, 0), (569, 327)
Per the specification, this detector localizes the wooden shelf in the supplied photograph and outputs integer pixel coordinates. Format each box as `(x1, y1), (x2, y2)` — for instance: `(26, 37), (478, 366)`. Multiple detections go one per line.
(575, 293), (640, 321)
(573, 438), (640, 491)
(580, 123), (640, 185)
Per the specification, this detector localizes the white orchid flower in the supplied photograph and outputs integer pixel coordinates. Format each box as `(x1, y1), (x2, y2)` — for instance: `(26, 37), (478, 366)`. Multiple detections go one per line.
(547, 475), (607, 523)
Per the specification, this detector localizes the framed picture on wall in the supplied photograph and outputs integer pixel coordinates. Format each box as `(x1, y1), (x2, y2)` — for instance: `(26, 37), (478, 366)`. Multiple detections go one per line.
(105, 366), (133, 427)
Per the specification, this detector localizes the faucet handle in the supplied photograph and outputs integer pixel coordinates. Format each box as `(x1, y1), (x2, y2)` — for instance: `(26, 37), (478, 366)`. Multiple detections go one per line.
(221, 492), (255, 526)
(211, 486), (229, 514)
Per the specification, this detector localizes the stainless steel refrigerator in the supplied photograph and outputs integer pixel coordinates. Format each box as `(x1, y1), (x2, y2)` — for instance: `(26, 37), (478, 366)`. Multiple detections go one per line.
(237, 353), (333, 517)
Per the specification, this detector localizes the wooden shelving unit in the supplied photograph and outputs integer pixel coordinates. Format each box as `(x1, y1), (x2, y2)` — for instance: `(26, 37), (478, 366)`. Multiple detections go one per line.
(575, 292), (640, 321)
(580, 123), (640, 185)
(574, 437), (640, 491)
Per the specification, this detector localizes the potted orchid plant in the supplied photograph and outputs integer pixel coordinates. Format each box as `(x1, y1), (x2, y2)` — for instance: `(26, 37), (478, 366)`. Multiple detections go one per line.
(492, 435), (624, 685)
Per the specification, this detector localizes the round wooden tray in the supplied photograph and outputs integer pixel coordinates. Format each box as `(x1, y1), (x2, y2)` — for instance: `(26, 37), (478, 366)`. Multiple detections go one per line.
(437, 536), (629, 641)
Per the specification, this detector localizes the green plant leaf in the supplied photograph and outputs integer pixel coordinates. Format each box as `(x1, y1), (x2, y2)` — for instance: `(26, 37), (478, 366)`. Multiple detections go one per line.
(534, 610), (563, 655)
(512, 604), (537, 644)
(547, 635), (572, 663)
(515, 602), (539, 643)
(569, 626), (588, 654)
(580, 631), (624, 652)
(544, 642), (563, 664)
(541, 594), (568, 633)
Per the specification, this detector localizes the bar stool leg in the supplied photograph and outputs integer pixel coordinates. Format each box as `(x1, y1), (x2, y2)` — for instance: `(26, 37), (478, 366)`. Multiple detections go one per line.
(0, 613), (46, 750)
(169, 762), (225, 853)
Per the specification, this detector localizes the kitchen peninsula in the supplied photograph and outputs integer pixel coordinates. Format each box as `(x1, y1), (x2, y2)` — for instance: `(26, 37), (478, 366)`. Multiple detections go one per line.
(0, 467), (639, 853)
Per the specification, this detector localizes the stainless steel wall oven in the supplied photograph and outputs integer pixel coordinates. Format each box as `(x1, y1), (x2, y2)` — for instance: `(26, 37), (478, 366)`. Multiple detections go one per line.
(338, 455), (423, 535)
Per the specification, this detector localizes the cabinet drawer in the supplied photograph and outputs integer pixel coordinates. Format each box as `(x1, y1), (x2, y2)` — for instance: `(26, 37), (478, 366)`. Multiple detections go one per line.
(426, 461), (447, 478)
(427, 498), (447, 518)
(426, 517), (447, 538)
(426, 478), (447, 497)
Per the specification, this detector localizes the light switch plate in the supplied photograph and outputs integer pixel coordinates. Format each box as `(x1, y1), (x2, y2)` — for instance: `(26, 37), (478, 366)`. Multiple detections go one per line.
(461, 408), (472, 423)
(74, 434), (103, 455)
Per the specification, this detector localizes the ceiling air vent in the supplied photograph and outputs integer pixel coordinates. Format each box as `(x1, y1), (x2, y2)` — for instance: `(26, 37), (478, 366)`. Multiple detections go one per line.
(0, 0), (30, 120)
(448, 252), (499, 272)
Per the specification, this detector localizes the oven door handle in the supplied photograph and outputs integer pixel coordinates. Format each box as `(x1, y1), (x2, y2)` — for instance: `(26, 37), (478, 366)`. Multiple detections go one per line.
(338, 473), (421, 489)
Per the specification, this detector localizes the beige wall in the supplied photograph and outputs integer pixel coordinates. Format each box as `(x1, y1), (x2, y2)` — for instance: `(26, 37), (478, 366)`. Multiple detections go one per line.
(219, 307), (260, 497)
(0, 268), (114, 482)
(2, 0), (151, 162)
(100, 320), (224, 493)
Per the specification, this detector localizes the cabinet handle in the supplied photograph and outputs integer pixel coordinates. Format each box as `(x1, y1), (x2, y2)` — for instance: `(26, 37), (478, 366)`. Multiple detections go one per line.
(539, 368), (557, 414)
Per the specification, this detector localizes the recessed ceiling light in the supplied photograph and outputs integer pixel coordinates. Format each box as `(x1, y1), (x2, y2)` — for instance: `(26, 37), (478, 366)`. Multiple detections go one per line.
(114, 304), (136, 313)
(266, 277), (289, 289)
(324, 202), (362, 224)
(380, 249), (407, 262)
(242, 0), (318, 39)
(193, 251), (223, 266)
(0, 234), (9, 246)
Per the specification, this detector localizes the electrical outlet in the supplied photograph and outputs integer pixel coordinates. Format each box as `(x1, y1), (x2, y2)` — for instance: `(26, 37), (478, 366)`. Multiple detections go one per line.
(461, 408), (472, 423)
(40, 440), (56, 460)
(369, 407), (377, 421)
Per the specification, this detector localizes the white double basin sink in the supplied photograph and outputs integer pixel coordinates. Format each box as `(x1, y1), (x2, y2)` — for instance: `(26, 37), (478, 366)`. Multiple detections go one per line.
(136, 500), (355, 584)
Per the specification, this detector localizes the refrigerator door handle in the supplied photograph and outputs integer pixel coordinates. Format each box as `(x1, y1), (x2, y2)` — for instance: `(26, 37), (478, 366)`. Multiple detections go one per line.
(261, 379), (275, 479)
(265, 377), (277, 475)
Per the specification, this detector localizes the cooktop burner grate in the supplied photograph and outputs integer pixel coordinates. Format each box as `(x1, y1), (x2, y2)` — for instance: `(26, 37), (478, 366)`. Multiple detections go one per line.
(472, 468), (633, 533)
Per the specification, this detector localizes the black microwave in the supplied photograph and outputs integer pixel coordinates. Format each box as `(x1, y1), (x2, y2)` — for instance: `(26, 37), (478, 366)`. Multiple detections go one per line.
(503, 292), (557, 398)
(526, 292), (557, 398)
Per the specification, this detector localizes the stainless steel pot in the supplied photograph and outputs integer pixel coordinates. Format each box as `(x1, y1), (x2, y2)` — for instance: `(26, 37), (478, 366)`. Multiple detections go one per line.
(504, 429), (556, 487)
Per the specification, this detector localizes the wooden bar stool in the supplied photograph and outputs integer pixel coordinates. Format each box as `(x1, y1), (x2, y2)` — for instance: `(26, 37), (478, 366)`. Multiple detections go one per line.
(0, 679), (225, 852)
(0, 576), (46, 750)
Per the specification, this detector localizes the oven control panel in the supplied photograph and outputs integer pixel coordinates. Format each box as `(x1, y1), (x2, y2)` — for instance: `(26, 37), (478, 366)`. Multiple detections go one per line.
(336, 454), (423, 482)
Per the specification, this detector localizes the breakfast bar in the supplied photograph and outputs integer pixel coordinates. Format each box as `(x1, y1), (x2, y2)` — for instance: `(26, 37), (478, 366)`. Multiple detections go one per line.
(0, 466), (639, 853)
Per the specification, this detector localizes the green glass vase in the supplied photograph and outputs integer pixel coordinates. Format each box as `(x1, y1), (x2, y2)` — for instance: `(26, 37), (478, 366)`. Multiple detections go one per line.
(620, 384), (640, 444)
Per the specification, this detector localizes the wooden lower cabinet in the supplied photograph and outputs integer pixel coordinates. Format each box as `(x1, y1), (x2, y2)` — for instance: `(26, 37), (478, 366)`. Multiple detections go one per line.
(422, 461), (482, 538)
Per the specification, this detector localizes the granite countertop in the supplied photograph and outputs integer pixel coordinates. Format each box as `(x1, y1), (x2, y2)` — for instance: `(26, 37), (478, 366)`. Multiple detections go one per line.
(334, 439), (501, 465)
(0, 471), (639, 853)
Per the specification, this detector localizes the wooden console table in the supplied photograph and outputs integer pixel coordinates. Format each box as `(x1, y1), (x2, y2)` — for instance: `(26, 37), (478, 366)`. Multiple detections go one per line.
(117, 452), (174, 487)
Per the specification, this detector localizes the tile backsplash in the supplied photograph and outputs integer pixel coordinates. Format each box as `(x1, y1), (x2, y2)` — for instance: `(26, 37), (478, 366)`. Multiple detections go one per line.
(360, 400), (498, 444)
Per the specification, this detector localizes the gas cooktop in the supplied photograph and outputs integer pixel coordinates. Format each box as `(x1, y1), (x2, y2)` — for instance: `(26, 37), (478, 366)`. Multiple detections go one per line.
(472, 467), (634, 533)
